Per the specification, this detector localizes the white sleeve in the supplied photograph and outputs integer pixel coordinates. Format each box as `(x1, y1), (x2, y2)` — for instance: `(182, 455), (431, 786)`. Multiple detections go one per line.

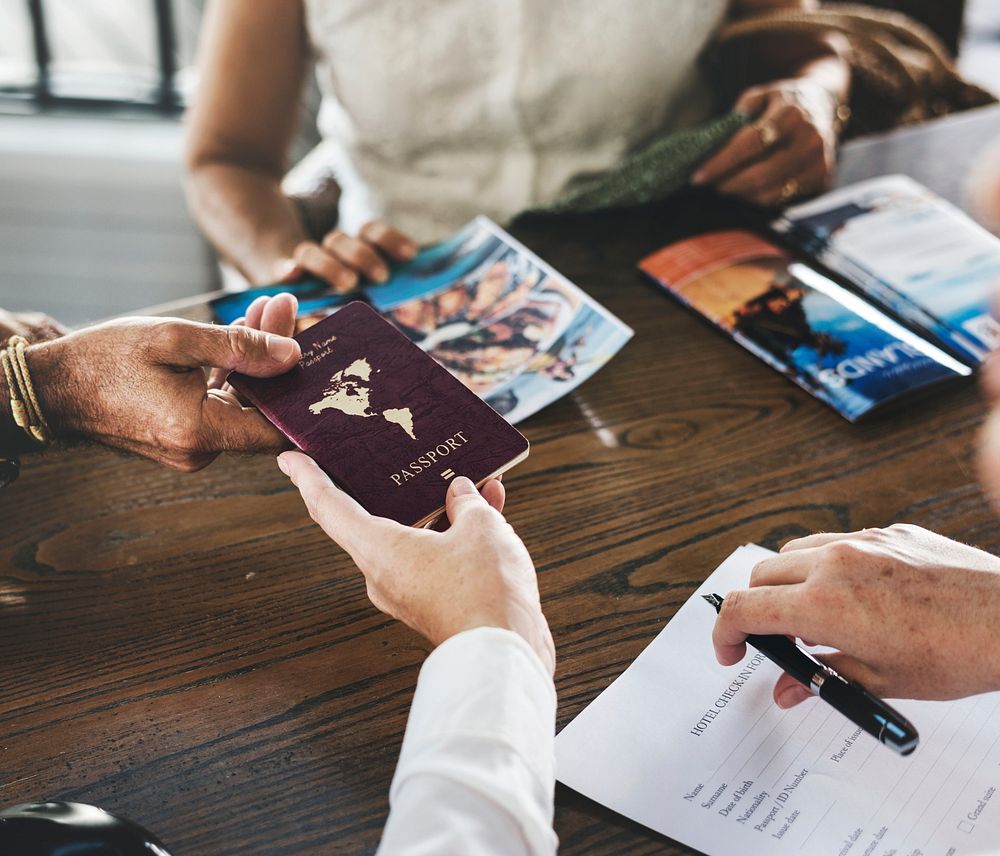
(376, 626), (558, 856)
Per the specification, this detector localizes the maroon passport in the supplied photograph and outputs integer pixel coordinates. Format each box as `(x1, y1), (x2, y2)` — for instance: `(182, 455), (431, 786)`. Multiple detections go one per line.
(229, 302), (530, 527)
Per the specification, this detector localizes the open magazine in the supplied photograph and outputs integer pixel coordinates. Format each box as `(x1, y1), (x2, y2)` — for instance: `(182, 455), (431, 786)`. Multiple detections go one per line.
(212, 218), (633, 425)
(640, 175), (998, 422)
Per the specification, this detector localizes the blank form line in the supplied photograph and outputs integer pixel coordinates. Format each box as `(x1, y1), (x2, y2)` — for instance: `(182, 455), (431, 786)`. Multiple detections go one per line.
(858, 731), (883, 772)
(888, 701), (978, 827)
(863, 701), (961, 827)
(732, 711), (794, 782)
(809, 716), (854, 775)
(800, 799), (838, 849)
(705, 703), (774, 783)
(771, 707), (836, 789)
(899, 698), (990, 848)
(753, 702), (818, 783)
(854, 738), (879, 775)
(926, 699), (1000, 842)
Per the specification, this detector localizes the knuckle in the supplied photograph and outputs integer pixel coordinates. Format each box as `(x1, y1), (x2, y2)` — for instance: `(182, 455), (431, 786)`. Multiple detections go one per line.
(322, 230), (347, 252)
(719, 588), (745, 623)
(886, 522), (918, 536)
(157, 419), (204, 458)
(820, 539), (861, 567)
(150, 321), (186, 356)
(335, 268), (359, 289)
(748, 560), (768, 588)
(360, 220), (387, 241)
(225, 325), (254, 361)
(293, 241), (315, 264)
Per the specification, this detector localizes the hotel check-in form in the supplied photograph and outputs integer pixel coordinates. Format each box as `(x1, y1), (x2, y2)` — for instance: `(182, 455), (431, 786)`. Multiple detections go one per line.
(555, 546), (1000, 855)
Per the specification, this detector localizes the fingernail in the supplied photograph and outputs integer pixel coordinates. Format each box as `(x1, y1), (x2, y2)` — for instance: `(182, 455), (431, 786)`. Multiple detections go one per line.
(401, 243), (418, 260)
(267, 335), (299, 363)
(450, 476), (475, 496)
(691, 171), (706, 185)
(375, 266), (390, 283)
(776, 686), (807, 709)
(276, 455), (290, 476)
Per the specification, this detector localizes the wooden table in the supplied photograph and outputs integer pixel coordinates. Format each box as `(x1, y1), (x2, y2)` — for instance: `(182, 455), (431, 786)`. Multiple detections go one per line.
(3, 106), (1000, 855)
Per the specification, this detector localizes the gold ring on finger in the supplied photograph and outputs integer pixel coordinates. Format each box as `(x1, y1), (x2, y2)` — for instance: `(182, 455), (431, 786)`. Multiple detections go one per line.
(779, 178), (800, 203)
(751, 119), (780, 150)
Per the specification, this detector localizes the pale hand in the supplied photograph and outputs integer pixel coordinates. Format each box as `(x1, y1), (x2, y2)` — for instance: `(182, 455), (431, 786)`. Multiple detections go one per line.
(693, 79), (838, 206)
(27, 316), (301, 470)
(277, 220), (419, 293)
(712, 525), (1000, 706)
(278, 451), (555, 674)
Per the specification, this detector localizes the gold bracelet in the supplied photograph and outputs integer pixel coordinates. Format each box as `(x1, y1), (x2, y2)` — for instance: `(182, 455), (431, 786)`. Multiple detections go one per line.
(1, 335), (49, 445)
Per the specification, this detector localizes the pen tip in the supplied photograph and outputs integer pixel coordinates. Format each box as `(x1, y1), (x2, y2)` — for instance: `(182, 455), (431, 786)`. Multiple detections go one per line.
(701, 593), (724, 613)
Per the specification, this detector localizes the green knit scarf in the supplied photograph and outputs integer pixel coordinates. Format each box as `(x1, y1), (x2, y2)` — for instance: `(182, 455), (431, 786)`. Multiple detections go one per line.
(524, 111), (750, 216)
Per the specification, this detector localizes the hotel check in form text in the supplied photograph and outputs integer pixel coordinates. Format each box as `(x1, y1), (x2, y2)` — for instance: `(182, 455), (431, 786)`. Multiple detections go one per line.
(556, 546), (1000, 855)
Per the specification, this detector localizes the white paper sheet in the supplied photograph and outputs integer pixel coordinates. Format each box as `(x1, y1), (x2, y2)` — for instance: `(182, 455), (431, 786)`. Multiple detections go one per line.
(555, 545), (1000, 855)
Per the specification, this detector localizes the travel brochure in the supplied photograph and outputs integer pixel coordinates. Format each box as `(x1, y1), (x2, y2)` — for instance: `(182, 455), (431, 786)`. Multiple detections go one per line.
(641, 175), (1000, 421)
(640, 230), (971, 422)
(211, 218), (633, 425)
(774, 174), (1000, 362)
(214, 175), (1000, 426)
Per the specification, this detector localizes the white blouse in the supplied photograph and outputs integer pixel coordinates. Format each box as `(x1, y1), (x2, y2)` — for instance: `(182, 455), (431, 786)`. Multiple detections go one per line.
(377, 627), (558, 855)
(290, 0), (730, 242)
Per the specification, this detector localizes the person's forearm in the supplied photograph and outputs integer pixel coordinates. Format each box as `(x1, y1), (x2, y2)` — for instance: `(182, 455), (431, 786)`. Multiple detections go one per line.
(740, 26), (850, 105)
(185, 161), (309, 285)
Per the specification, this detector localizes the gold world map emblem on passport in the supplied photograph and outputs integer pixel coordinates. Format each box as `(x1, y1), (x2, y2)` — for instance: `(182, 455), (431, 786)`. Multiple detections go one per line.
(308, 358), (416, 440)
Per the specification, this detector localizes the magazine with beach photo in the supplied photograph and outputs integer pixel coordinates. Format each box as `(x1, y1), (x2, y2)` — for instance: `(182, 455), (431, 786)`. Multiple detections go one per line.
(639, 230), (972, 422)
(211, 217), (633, 424)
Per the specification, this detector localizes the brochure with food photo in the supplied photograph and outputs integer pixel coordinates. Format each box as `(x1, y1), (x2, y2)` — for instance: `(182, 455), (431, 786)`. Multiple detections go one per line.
(213, 218), (633, 424)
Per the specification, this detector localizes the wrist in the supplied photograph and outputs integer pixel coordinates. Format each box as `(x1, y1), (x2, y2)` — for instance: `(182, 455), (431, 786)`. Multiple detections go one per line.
(455, 605), (555, 676)
(22, 337), (80, 440)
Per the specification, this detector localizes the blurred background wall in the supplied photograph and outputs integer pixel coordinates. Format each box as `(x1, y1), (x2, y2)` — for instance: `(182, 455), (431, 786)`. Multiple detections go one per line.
(0, 0), (997, 327)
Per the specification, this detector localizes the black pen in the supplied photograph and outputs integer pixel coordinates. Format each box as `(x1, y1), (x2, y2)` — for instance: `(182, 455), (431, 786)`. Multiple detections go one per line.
(702, 593), (919, 756)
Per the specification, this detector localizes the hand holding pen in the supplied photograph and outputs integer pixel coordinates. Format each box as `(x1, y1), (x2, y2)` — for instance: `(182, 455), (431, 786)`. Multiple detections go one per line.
(704, 592), (918, 754)
(708, 526), (1000, 735)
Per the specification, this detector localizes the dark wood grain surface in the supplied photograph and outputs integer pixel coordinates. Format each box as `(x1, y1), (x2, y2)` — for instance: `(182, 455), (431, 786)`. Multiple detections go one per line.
(3, 107), (999, 855)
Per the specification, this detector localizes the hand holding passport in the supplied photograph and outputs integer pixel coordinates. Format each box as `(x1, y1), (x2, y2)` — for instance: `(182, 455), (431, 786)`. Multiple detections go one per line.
(276, 451), (556, 672)
(229, 302), (529, 527)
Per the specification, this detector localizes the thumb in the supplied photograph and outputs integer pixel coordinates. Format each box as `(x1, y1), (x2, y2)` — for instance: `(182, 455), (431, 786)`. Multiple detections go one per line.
(773, 672), (813, 709)
(277, 450), (392, 563)
(445, 476), (494, 525)
(156, 320), (300, 376)
(773, 651), (886, 710)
